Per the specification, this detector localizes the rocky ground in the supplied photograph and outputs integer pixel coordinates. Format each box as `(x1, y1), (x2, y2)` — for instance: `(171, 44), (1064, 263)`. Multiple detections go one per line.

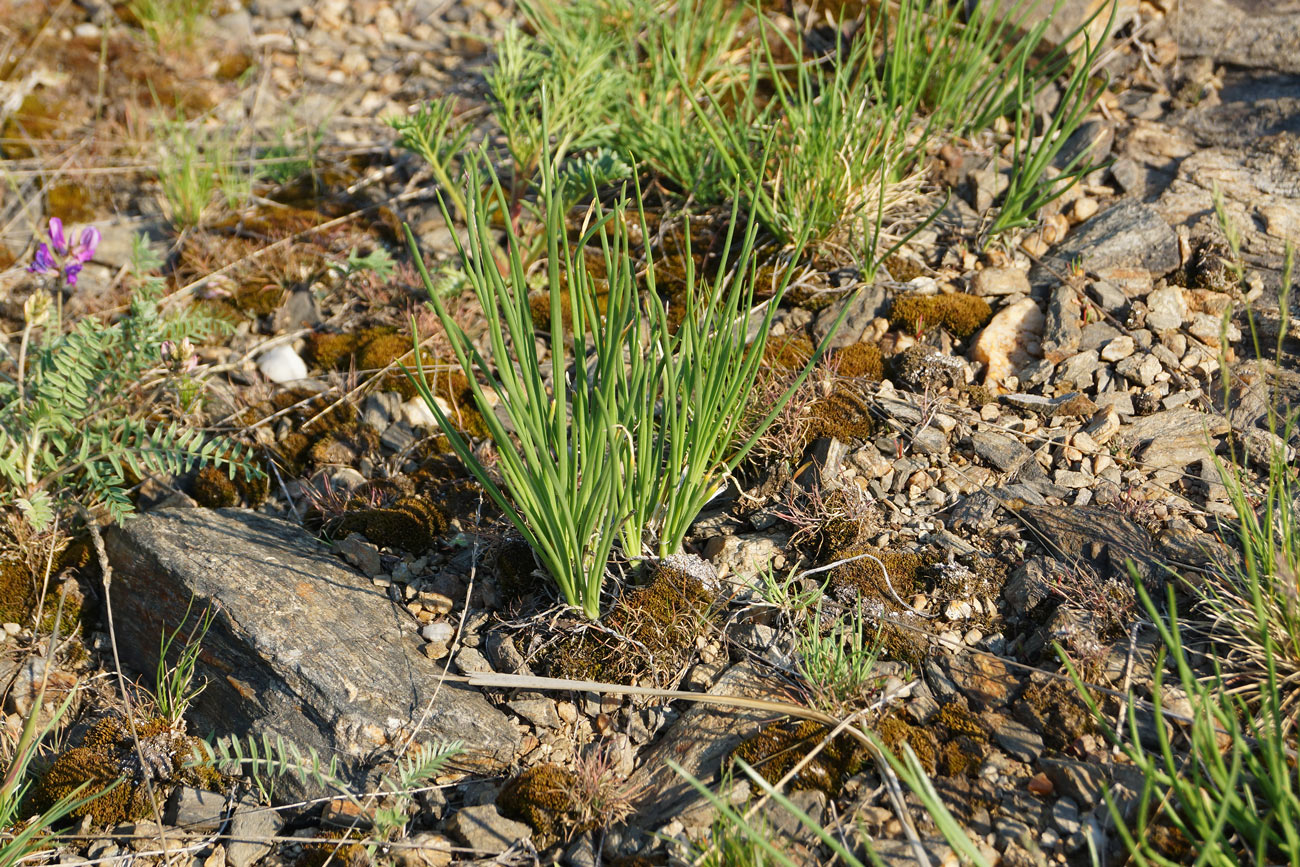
(2, 0), (1299, 864)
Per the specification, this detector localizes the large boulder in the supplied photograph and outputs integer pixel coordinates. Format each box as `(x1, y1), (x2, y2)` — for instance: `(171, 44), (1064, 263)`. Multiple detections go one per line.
(105, 508), (519, 790)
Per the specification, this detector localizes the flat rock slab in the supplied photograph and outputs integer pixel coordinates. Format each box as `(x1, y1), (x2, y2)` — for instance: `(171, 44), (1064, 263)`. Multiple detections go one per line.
(627, 663), (777, 828)
(106, 508), (519, 782)
(1031, 201), (1179, 286)
(1174, 0), (1300, 74)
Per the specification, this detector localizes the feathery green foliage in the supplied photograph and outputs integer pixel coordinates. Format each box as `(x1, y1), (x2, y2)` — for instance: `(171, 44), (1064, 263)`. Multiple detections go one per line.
(0, 237), (260, 531)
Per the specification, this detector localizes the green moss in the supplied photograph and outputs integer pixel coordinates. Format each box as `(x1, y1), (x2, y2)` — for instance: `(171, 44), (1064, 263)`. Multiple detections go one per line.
(879, 619), (929, 669)
(0, 547), (88, 638)
(0, 550), (35, 625)
(833, 342), (883, 380)
(497, 763), (589, 847)
(730, 719), (863, 796)
(889, 292), (991, 338)
(875, 715), (937, 776)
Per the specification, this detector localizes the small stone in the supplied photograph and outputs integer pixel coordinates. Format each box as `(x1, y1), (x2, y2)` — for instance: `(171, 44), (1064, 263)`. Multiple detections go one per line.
(1071, 196), (1099, 222)
(1116, 353), (1162, 387)
(336, 533), (382, 578)
(447, 805), (532, 853)
(971, 297), (1045, 387)
(166, 786), (226, 831)
(971, 267), (1029, 296)
(1099, 335), (1134, 362)
(994, 716), (1044, 764)
(396, 832), (453, 867)
(1145, 286), (1186, 332)
(507, 698), (561, 729)
(403, 397), (438, 428)
(1027, 773), (1054, 796)
(256, 344), (308, 383)
(226, 798), (284, 867)
(420, 621), (454, 644)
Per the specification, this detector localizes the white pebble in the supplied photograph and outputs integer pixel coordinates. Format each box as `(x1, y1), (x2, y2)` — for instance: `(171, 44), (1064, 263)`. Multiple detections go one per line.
(257, 344), (308, 383)
(403, 396), (439, 427)
(421, 621), (455, 644)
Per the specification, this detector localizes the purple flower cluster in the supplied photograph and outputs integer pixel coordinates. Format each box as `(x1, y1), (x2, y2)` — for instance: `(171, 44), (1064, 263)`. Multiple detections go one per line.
(29, 217), (100, 287)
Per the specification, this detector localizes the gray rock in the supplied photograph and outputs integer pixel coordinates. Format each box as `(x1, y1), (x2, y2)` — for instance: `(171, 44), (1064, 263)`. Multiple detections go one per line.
(1087, 278), (1129, 313)
(166, 786), (226, 832)
(1041, 285), (1082, 363)
(381, 419), (418, 452)
(507, 699), (560, 729)
(1144, 285), (1186, 332)
(1051, 119), (1114, 173)
(811, 283), (890, 349)
(226, 797), (284, 867)
(993, 716), (1045, 764)
(1115, 353), (1162, 386)
(1003, 557), (1058, 611)
(1175, 0), (1300, 73)
(1121, 407), (1231, 447)
(626, 663), (778, 827)
(972, 430), (1036, 474)
(106, 509), (519, 789)
(1033, 202), (1179, 285)
(274, 288), (322, 331)
(446, 805), (532, 853)
(1056, 351), (1100, 390)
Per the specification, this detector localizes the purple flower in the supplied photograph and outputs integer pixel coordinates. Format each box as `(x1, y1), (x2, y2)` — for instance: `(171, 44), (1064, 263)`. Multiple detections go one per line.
(29, 244), (56, 275)
(72, 226), (100, 263)
(27, 218), (99, 287)
(48, 217), (68, 256)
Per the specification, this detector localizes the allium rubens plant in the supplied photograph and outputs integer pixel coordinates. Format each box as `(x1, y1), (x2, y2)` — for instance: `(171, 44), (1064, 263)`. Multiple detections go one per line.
(406, 163), (849, 617)
(0, 234), (260, 531)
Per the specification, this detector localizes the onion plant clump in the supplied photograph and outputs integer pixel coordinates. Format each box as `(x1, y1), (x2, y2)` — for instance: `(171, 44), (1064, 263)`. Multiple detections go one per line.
(405, 163), (843, 618)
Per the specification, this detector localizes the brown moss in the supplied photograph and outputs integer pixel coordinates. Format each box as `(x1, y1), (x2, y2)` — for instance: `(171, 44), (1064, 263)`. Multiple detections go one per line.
(964, 383), (996, 407)
(336, 497), (447, 554)
(1017, 677), (1098, 751)
(804, 384), (875, 445)
(304, 331), (365, 370)
(46, 180), (98, 223)
(829, 544), (938, 608)
(192, 464), (269, 509)
(540, 563), (715, 686)
(230, 281), (286, 316)
(889, 292), (991, 338)
(878, 619), (930, 669)
(495, 540), (541, 597)
(763, 335), (815, 371)
(296, 830), (369, 867)
(883, 254), (925, 283)
(875, 715), (938, 776)
(0, 548), (88, 638)
(729, 719), (864, 795)
(34, 716), (222, 828)
(497, 763), (590, 847)
(833, 342), (883, 380)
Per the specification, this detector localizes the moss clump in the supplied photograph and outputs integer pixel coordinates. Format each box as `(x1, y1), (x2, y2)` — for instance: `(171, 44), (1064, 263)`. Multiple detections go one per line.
(883, 254), (925, 283)
(497, 763), (590, 847)
(875, 715), (938, 776)
(829, 544), (939, 609)
(763, 335), (815, 371)
(495, 540), (541, 597)
(1017, 677), (1098, 751)
(730, 720), (864, 795)
(192, 464), (268, 509)
(889, 292), (991, 338)
(804, 384), (875, 445)
(34, 716), (221, 828)
(891, 344), (966, 391)
(336, 497), (447, 553)
(0, 548), (88, 638)
(935, 703), (987, 777)
(964, 383), (996, 407)
(296, 830), (369, 867)
(540, 562), (715, 686)
(833, 342), (883, 380)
